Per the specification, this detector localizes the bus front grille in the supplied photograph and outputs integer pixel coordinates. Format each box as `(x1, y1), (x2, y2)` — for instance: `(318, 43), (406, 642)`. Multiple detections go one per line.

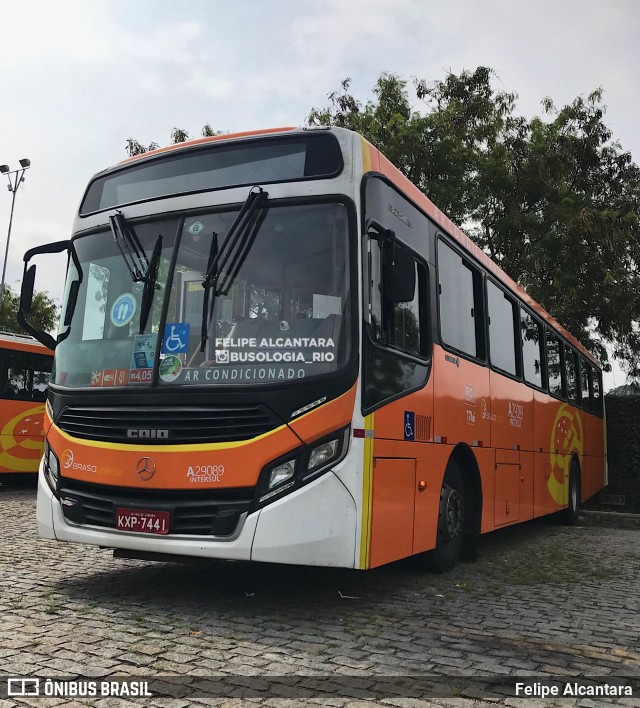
(59, 478), (255, 536)
(56, 405), (280, 444)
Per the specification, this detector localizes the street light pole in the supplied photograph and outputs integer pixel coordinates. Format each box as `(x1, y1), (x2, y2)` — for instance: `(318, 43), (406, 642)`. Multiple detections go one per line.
(0, 159), (31, 317)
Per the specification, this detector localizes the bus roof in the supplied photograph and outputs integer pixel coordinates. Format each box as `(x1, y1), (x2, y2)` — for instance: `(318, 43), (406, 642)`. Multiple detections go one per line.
(0, 331), (54, 355)
(118, 127), (298, 167)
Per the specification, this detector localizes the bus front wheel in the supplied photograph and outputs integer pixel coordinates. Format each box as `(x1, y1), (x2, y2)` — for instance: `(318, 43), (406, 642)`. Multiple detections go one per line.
(431, 461), (465, 572)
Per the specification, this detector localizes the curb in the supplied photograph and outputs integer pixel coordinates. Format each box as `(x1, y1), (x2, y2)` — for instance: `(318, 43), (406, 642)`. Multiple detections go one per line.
(579, 509), (640, 529)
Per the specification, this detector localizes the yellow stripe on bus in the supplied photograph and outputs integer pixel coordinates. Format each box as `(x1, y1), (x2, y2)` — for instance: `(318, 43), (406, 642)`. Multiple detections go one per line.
(51, 421), (289, 453)
(359, 412), (374, 569)
(360, 136), (372, 174)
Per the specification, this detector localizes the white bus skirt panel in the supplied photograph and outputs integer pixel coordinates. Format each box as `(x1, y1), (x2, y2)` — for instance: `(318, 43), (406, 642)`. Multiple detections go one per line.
(251, 471), (357, 568)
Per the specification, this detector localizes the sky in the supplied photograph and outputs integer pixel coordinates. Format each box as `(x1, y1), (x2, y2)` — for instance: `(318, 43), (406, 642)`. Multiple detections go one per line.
(0, 0), (638, 389)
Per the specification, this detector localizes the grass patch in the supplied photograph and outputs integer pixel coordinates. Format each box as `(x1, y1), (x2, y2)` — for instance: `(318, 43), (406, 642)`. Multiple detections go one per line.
(475, 528), (623, 587)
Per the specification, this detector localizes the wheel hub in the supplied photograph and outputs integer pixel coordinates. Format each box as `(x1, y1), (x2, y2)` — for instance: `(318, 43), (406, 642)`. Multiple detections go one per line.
(443, 487), (462, 541)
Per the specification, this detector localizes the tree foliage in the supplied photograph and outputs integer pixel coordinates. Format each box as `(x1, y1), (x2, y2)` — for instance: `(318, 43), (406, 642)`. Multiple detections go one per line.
(308, 69), (640, 373)
(0, 285), (58, 334)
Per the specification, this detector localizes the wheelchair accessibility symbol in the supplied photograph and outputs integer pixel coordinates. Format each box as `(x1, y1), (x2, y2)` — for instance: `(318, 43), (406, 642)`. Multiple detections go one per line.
(162, 323), (190, 354)
(404, 411), (415, 441)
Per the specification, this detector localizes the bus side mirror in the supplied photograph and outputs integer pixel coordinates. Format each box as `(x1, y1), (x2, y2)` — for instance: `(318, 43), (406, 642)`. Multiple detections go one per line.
(18, 239), (72, 351)
(391, 247), (416, 303)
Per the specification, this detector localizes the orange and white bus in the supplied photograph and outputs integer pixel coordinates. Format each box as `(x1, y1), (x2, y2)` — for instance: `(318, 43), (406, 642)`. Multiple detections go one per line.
(0, 332), (52, 478)
(19, 126), (605, 569)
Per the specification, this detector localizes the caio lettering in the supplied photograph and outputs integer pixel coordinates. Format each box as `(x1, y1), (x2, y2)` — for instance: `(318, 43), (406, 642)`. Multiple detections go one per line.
(126, 429), (169, 439)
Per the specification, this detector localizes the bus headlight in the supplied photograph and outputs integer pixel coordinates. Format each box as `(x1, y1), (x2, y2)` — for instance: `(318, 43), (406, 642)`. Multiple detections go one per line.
(268, 460), (296, 489)
(307, 439), (339, 473)
(254, 427), (350, 509)
(43, 440), (60, 494)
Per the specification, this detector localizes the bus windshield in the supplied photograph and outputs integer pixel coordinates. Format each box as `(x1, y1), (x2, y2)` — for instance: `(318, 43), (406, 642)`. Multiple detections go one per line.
(53, 201), (352, 389)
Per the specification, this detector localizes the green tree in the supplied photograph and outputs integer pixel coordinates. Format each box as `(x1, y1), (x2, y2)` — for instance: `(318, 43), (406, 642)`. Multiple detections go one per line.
(0, 285), (58, 334)
(308, 70), (640, 373)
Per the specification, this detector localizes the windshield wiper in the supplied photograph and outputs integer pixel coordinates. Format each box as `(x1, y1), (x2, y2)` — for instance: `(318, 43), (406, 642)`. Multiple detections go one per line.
(139, 234), (162, 333)
(200, 186), (269, 352)
(200, 232), (219, 352)
(109, 211), (149, 282)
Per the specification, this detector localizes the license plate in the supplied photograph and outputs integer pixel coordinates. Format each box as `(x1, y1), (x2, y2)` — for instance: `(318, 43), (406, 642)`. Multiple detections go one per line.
(116, 508), (169, 535)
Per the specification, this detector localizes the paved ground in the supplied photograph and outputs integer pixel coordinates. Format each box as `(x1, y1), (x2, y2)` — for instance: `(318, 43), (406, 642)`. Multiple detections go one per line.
(0, 480), (639, 707)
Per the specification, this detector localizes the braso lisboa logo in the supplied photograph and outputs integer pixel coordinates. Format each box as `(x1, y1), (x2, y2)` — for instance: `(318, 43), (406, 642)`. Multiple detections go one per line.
(61, 449), (97, 473)
(62, 449), (74, 469)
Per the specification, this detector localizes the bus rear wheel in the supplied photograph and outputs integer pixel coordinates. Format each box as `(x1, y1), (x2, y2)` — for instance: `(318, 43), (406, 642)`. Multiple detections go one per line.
(431, 461), (465, 572)
(562, 462), (581, 526)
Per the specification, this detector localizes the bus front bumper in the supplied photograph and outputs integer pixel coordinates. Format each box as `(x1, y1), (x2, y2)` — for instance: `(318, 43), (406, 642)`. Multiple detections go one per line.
(36, 459), (358, 568)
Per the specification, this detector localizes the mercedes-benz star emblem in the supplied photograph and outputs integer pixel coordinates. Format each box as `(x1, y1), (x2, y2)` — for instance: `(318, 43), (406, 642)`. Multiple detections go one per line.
(136, 457), (156, 481)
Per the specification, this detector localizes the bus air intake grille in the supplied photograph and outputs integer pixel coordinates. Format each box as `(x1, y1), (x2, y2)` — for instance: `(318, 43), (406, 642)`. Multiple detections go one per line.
(415, 415), (431, 442)
(58, 478), (255, 536)
(56, 405), (280, 444)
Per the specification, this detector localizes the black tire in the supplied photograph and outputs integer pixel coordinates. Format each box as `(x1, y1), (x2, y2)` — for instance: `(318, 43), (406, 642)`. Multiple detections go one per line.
(430, 461), (465, 572)
(562, 461), (581, 526)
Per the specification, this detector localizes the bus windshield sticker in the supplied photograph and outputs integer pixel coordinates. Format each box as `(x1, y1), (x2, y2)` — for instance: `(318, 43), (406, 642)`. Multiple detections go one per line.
(129, 369), (153, 384)
(90, 369), (130, 387)
(162, 323), (190, 355)
(159, 355), (182, 382)
(110, 293), (137, 328)
(188, 221), (205, 235)
(132, 333), (157, 369)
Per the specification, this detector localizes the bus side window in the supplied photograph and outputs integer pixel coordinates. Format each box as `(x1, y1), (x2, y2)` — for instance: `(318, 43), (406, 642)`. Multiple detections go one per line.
(580, 358), (592, 412)
(391, 258), (426, 357)
(4, 352), (28, 399)
(368, 237), (384, 343)
(565, 346), (579, 405)
(438, 240), (484, 360)
(32, 369), (51, 401)
(0, 352), (52, 401)
(363, 233), (431, 412)
(7, 367), (25, 397)
(521, 310), (544, 389)
(592, 365), (603, 416)
(546, 330), (565, 399)
(368, 240), (426, 358)
(487, 280), (518, 376)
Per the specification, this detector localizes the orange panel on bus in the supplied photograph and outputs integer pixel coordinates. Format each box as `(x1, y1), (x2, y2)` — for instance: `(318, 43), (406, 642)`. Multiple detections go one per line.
(369, 457), (416, 568)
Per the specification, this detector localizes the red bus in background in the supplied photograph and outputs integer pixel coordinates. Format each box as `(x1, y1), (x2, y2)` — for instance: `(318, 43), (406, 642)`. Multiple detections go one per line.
(0, 332), (53, 478)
